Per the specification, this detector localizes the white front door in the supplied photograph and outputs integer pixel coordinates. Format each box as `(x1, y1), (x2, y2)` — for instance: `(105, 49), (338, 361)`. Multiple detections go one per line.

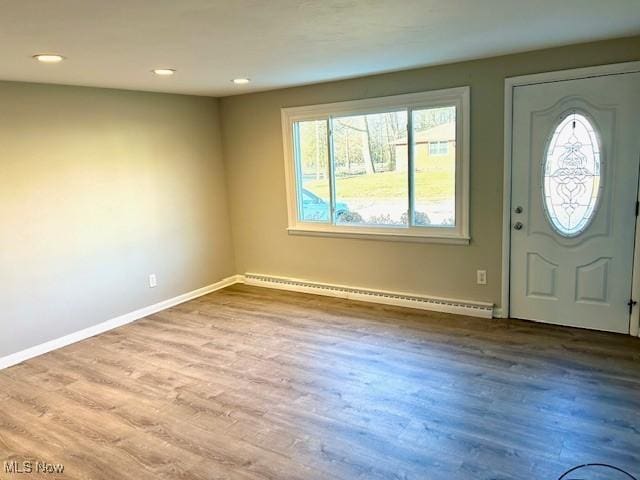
(510, 72), (640, 333)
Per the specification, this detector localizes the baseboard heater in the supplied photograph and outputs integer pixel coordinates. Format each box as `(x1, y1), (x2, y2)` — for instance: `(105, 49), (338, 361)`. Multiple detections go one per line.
(242, 273), (494, 319)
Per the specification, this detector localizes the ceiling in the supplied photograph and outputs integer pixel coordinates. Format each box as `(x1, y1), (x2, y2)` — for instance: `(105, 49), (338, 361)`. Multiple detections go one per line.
(1, 0), (638, 97)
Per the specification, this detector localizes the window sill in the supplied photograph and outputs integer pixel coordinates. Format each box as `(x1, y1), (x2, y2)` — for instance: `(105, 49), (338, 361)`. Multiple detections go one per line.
(287, 226), (470, 245)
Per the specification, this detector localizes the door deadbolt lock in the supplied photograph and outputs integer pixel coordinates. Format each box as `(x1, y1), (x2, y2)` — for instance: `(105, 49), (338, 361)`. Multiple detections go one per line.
(514, 206), (523, 214)
(513, 222), (523, 230)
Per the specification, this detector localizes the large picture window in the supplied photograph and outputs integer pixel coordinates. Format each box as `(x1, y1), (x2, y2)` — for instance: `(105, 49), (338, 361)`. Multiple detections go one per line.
(282, 87), (470, 243)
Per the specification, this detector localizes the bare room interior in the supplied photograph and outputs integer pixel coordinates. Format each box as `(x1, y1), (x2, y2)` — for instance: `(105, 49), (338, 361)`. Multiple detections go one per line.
(1, 2), (639, 479)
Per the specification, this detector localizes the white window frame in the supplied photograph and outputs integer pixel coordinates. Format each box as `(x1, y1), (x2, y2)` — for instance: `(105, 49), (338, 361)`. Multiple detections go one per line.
(281, 86), (470, 244)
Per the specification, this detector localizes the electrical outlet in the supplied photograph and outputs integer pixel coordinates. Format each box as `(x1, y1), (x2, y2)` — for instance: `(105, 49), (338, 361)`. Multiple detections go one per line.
(476, 270), (487, 285)
(149, 274), (157, 288)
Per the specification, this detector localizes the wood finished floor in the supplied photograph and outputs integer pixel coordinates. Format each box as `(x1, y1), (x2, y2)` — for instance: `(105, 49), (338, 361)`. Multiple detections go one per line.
(0, 284), (639, 480)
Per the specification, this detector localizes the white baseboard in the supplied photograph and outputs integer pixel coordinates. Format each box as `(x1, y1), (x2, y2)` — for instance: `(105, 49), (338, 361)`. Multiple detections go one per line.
(241, 273), (494, 319)
(0, 274), (243, 371)
(493, 307), (506, 318)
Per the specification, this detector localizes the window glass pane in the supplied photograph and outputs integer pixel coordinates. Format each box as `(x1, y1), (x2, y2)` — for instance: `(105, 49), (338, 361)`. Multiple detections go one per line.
(295, 120), (330, 222)
(332, 110), (408, 226)
(412, 106), (456, 227)
(543, 112), (601, 237)
(429, 141), (448, 156)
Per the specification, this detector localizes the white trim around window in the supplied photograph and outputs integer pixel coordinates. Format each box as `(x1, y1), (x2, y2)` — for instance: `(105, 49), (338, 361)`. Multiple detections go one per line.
(281, 86), (471, 244)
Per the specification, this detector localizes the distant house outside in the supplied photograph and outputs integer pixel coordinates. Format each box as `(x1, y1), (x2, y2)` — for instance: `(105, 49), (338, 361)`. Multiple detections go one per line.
(393, 121), (456, 172)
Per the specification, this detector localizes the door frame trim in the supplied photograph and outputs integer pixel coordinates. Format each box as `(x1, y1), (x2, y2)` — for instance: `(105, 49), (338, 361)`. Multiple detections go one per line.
(500, 61), (640, 337)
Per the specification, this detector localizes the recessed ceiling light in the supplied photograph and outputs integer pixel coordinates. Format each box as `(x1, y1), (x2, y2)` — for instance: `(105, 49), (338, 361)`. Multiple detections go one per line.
(33, 54), (65, 64)
(232, 78), (251, 85)
(152, 68), (176, 76)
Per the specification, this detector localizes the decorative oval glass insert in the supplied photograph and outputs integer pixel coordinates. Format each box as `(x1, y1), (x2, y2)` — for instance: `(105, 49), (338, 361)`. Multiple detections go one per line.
(543, 112), (601, 237)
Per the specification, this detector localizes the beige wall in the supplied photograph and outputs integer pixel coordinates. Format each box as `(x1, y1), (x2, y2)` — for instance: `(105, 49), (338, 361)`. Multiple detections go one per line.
(220, 36), (640, 307)
(0, 82), (235, 357)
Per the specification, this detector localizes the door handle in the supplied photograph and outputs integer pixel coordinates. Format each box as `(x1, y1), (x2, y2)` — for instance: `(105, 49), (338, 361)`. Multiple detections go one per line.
(514, 222), (523, 230)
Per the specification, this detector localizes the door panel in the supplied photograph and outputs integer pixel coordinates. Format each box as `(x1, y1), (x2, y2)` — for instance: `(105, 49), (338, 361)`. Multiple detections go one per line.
(575, 257), (610, 304)
(510, 73), (640, 333)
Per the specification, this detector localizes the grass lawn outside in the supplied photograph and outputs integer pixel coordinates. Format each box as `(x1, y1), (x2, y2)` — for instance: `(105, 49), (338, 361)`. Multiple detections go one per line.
(305, 170), (455, 202)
